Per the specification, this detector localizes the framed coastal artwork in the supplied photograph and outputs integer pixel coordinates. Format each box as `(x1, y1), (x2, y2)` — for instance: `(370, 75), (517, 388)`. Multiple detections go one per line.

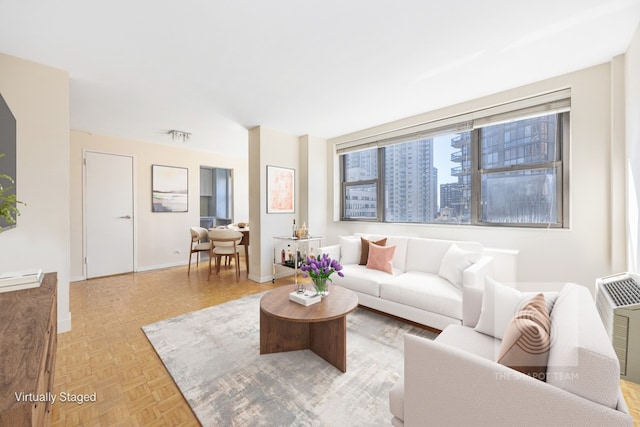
(152, 164), (188, 212)
(266, 165), (294, 213)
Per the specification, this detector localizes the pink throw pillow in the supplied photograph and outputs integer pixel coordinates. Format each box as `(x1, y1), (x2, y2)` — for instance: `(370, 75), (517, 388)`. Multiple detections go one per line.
(366, 242), (396, 274)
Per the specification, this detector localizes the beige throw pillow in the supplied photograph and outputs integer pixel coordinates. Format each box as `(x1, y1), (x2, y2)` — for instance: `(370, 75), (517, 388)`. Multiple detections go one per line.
(497, 293), (551, 381)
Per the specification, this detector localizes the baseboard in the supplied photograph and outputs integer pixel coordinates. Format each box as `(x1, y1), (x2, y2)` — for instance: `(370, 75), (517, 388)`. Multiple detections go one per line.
(248, 273), (272, 283)
(58, 311), (72, 333)
(137, 261), (187, 272)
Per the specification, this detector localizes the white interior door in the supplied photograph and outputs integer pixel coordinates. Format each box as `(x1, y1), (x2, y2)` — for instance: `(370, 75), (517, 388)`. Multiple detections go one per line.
(85, 151), (134, 278)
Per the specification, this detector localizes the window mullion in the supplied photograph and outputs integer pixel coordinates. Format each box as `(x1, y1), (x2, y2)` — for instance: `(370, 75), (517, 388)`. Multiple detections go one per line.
(378, 147), (384, 221)
(480, 161), (559, 175)
(471, 130), (480, 225)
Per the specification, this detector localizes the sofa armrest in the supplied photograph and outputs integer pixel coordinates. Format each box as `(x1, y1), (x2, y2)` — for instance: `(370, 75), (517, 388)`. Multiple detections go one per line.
(462, 255), (493, 288)
(462, 285), (483, 327)
(403, 334), (633, 427)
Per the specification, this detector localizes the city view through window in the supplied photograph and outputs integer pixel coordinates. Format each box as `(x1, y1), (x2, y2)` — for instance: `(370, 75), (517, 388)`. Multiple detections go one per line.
(342, 113), (562, 226)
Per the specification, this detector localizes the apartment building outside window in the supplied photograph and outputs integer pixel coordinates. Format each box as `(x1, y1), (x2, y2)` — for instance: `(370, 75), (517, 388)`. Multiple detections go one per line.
(339, 90), (570, 228)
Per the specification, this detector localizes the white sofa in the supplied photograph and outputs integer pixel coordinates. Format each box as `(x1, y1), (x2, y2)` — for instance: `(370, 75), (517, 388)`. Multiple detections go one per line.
(320, 234), (494, 330)
(389, 282), (633, 426)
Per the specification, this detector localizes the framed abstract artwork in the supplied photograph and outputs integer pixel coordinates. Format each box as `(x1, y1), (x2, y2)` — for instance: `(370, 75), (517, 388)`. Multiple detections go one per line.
(266, 165), (294, 213)
(152, 164), (188, 212)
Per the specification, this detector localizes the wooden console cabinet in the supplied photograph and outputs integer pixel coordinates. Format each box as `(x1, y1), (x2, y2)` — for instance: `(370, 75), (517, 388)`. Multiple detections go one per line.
(0, 273), (57, 426)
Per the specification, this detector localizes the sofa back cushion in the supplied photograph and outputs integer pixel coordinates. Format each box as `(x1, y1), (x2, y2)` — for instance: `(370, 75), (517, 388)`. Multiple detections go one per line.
(405, 238), (483, 274)
(546, 283), (621, 409)
(386, 236), (409, 270)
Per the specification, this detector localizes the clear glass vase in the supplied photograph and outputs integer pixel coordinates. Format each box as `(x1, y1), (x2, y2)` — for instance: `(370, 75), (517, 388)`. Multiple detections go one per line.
(312, 277), (329, 297)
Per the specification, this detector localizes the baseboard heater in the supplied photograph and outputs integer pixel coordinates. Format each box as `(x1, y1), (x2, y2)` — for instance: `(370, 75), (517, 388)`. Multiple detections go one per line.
(595, 273), (640, 384)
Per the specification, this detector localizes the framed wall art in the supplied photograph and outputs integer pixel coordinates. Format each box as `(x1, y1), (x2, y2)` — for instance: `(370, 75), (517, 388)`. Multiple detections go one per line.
(152, 164), (188, 212)
(266, 165), (295, 213)
(0, 93), (18, 230)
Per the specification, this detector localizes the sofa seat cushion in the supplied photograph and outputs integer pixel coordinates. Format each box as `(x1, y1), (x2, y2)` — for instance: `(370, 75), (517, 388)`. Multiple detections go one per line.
(331, 264), (401, 297)
(436, 324), (501, 361)
(380, 272), (463, 320)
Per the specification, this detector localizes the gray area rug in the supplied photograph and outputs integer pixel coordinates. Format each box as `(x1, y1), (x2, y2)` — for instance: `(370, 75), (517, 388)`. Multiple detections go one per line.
(142, 291), (437, 427)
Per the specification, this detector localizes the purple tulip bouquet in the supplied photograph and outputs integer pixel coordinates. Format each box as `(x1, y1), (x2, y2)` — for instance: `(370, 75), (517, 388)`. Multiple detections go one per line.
(300, 253), (344, 297)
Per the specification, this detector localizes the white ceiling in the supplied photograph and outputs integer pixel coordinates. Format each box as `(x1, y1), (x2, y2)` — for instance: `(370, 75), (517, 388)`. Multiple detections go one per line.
(1, 0), (639, 158)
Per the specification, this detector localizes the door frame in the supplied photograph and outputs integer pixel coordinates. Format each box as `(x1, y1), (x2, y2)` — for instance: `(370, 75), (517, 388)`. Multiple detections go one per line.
(82, 149), (137, 279)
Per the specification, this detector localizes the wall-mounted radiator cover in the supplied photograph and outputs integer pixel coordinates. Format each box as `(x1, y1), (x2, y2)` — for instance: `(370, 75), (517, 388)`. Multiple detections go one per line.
(595, 273), (640, 384)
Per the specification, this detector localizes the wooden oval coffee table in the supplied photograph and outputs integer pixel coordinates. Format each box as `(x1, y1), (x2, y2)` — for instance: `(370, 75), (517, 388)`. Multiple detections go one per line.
(260, 285), (358, 372)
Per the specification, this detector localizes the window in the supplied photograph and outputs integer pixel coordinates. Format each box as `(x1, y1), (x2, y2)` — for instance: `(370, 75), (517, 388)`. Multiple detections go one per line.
(477, 114), (566, 226)
(339, 90), (570, 228)
(342, 149), (379, 219)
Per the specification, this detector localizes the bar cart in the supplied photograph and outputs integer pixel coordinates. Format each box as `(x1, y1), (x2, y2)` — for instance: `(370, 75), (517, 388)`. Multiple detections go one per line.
(272, 236), (323, 285)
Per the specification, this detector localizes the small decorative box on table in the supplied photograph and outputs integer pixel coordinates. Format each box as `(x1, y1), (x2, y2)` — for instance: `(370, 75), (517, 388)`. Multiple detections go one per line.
(288, 290), (321, 306)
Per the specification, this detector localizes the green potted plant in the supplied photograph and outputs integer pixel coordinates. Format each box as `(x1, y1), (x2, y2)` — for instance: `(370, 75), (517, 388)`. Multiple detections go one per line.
(0, 153), (24, 231)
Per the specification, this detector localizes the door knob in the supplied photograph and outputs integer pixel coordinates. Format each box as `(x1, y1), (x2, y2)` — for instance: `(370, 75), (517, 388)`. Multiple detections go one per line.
(119, 215), (132, 219)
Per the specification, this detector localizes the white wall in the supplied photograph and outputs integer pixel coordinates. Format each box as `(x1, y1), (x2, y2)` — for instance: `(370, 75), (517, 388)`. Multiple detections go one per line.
(245, 129), (329, 283)
(326, 62), (625, 289)
(0, 53), (71, 332)
(70, 131), (249, 279)
(300, 134), (328, 240)
(248, 126), (300, 282)
(626, 23), (640, 273)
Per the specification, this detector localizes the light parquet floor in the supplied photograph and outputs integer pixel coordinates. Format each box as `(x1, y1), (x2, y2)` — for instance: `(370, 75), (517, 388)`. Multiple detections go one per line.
(51, 264), (640, 426)
(52, 263), (280, 426)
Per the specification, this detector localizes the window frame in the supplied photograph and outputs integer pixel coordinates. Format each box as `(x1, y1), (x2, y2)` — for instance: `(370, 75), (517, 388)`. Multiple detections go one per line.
(338, 91), (571, 228)
(340, 149), (383, 221)
(471, 112), (570, 228)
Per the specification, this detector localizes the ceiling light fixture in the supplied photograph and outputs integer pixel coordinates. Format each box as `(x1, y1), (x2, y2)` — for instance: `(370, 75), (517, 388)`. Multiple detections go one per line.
(168, 129), (191, 143)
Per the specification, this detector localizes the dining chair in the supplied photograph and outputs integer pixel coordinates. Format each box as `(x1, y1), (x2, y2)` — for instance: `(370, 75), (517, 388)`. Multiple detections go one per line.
(188, 227), (211, 275)
(208, 229), (244, 282)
